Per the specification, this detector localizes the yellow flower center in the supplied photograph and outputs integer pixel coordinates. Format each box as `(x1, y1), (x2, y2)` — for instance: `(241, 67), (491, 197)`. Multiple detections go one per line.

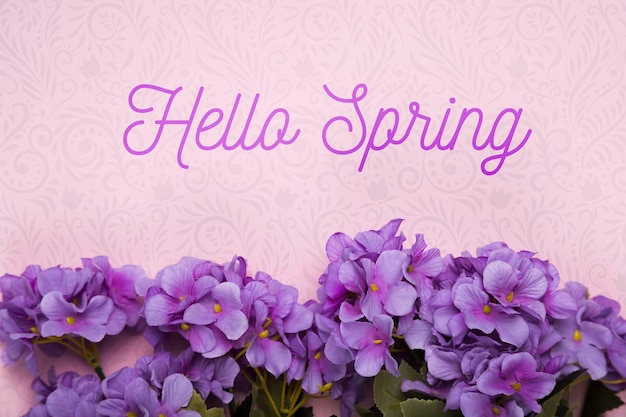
(373, 339), (383, 345)
(159, 413), (166, 417)
(259, 329), (269, 339)
(506, 291), (514, 303)
(180, 323), (190, 331)
(30, 326), (38, 334)
(493, 406), (502, 415)
(214, 303), (222, 313)
(370, 283), (379, 292)
(511, 382), (521, 392)
(65, 316), (76, 325)
(126, 413), (137, 417)
(179, 296), (185, 301)
(314, 351), (322, 360)
(573, 329), (582, 342)
(407, 264), (414, 273)
(318, 382), (332, 393)
(482, 305), (492, 314)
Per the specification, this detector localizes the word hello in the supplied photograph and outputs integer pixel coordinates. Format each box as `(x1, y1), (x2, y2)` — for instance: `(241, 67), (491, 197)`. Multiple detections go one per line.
(123, 83), (532, 175)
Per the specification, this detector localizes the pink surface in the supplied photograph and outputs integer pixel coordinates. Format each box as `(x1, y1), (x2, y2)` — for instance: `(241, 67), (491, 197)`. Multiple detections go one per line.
(1, 1), (626, 415)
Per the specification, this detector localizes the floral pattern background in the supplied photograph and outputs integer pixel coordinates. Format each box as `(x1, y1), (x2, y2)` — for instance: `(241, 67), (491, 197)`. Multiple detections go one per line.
(1, 1), (625, 415)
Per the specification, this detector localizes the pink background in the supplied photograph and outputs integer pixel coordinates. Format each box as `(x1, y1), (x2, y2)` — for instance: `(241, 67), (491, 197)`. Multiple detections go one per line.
(1, 1), (626, 415)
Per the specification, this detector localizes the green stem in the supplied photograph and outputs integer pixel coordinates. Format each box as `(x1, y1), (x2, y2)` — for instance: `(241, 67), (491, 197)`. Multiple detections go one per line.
(253, 368), (283, 417)
(94, 365), (106, 381)
(285, 394), (311, 417)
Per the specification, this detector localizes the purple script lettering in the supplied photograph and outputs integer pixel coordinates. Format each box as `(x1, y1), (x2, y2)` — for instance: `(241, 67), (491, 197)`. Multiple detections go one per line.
(123, 84), (300, 168)
(321, 83), (532, 175)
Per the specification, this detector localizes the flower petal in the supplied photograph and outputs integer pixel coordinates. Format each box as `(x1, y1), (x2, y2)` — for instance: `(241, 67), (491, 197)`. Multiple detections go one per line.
(375, 250), (408, 286)
(383, 282), (417, 316)
(215, 310), (248, 340)
(160, 264), (195, 299)
(354, 347), (384, 377)
(40, 291), (76, 320)
(144, 293), (179, 326)
(162, 374), (193, 410)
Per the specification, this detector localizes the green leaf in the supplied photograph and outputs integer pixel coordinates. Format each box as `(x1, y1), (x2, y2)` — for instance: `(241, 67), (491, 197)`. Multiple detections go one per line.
(355, 404), (384, 417)
(580, 380), (625, 417)
(540, 370), (586, 405)
(373, 362), (421, 417)
(206, 408), (226, 417)
(184, 390), (225, 417)
(536, 390), (563, 417)
(399, 398), (462, 417)
(250, 373), (291, 417)
(250, 383), (274, 417)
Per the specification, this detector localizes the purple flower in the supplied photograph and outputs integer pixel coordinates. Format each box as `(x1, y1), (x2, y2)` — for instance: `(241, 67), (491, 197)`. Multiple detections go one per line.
(552, 298), (613, 379)
(25, 371), (103, 417)
(245, 304), (292, 378)
(340, 315), (398, 377)
(36, 267), (93, 301)
(453, 281), (529, 347)
(403, 234), (443, 293)
(483, 259), (548, 319)
(177, 349), (239, 403)
(1, 267), (44, 372)
(360, 250), (416, 320)
(301, 328), (347, 394)
(351, 218), (406, 258)
(143, 263), (215, 327)
(101, 367), (140, 400)
(477, 352), (556, 413)
(460, 391), (523, 417)
(183, 282), (249, 352)
(40, 291), (114, 342)
(330, 372), (365, 417)
(97, 373), (199, 417)
(81, 257), (145, 328)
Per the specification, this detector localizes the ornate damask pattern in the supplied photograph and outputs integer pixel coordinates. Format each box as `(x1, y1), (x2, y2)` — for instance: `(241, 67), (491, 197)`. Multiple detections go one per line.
(1, 1), (625, 414)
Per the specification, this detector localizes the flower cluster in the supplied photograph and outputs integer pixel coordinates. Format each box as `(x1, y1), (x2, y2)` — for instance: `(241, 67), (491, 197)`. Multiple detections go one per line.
(0, 257), (145, 376)
(24, 369), (103, 417)
(394, 243), (626, 416)
(138, 256), (313, 376)
(95, 349), (236, 417)
(2, 220), (626, 417)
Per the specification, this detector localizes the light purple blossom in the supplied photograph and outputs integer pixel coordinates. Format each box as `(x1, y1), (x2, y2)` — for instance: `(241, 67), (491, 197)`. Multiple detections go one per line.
(360, 250), (416, 320)
(460, 391), (523, 417)
(453, 281), (529, 347)
(97, 373), (199, 417)
(40, 291), (114, 342)
(24, 371), (103, 417)
(477, 352), (556, 413)
(340, 315), (398, 377)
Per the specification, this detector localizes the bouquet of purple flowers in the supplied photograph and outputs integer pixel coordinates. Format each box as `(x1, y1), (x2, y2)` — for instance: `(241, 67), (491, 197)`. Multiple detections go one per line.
(2, 220), (626, 417)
